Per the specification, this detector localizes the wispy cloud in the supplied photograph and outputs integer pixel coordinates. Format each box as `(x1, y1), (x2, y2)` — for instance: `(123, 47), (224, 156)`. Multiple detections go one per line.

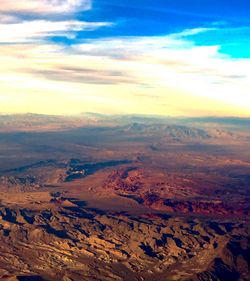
(0, 20), (112, 43)
(1, 27), (250, 116)
(0, 0), (91, 14)
(169, 27), (218, 38)
(0, 0), (112, 44)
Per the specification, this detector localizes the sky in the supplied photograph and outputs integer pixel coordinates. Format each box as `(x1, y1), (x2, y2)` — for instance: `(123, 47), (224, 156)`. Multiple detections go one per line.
(0, 0), (250, 116)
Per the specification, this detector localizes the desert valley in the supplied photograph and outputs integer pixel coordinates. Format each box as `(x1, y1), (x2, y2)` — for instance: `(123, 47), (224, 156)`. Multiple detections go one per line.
(0, 114), (249, 281)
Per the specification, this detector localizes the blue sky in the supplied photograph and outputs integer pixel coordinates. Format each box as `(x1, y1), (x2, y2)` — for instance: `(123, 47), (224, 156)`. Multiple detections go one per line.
(0, 0), (249, 116)
(70, 0), (250, 58)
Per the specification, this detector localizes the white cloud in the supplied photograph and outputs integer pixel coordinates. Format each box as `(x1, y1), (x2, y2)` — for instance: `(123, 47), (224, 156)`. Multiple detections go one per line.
(169, 27), (218, 38)
(0, 0), (112, 44)
(0, 27), (249, 116)
(0, 20), (112, 43)
(0, 0), (91, 14)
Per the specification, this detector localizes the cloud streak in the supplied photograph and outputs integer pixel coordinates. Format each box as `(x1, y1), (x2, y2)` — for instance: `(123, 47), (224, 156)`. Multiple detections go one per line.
(0, 0), (91, 14)
(0, 0), (112, 44)
(0, 20), (112, 43)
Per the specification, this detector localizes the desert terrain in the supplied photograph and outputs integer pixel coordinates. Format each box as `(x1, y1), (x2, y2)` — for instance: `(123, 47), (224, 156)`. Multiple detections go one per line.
(0, 114), (250, 281)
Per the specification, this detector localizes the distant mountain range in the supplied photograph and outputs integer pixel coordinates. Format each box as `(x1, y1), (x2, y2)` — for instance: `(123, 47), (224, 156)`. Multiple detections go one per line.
(0, 113), (249, 132)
